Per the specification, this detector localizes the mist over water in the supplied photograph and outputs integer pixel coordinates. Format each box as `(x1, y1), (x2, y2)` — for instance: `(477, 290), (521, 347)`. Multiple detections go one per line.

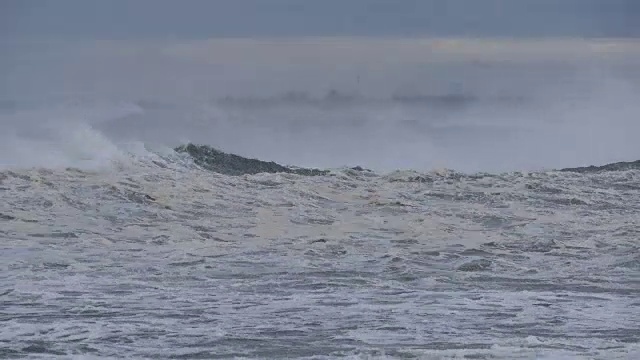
(1, 38), (639, 172)
(3, 12), (640, 358)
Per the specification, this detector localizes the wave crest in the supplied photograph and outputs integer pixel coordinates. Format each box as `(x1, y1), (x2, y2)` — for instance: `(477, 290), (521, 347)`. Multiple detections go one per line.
(559, 160), (640, 173)
(174, 144), (329, 176)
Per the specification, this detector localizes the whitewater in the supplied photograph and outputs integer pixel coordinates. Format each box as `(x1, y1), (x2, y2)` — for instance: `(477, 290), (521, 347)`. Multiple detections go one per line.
(1, 96), (639, 359)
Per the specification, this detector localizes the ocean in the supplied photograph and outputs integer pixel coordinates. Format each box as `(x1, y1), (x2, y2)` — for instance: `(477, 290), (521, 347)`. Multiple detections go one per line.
(1, 96), (639, 359)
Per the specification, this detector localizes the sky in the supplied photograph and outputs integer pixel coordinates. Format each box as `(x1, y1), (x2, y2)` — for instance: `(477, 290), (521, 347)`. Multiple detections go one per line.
(1, 0), (639, 101)
(1, 1), (640, 171)
(2, 0), (640, 40)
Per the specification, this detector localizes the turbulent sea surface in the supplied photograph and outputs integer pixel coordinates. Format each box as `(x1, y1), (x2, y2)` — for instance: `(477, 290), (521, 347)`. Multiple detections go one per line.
(1, 140), (639, 359)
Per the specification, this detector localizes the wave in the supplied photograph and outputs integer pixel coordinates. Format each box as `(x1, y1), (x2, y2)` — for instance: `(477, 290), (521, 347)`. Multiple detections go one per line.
(175, 143), (640, 177)
(1, 97), (638, 175)
(175, 144), (332, 176)
(2, 124), (637, 176)
(559, 160), (640, 173)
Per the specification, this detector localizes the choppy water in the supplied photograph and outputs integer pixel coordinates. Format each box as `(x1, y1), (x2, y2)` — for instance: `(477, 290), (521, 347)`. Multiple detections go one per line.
(1, 149), (639, 359)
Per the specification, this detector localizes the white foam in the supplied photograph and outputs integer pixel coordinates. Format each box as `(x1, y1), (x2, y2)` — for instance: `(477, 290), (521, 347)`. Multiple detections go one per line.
(0, 103), (146, 170)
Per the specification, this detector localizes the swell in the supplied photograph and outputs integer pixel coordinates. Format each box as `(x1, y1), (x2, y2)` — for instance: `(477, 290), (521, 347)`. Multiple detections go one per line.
(559, 160), (640, 173)
(174, 143), (331, 176)
(176, 143), (639, 177)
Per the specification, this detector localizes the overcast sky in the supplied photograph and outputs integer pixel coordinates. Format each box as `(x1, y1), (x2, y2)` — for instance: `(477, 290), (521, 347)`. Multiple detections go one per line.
(1, 0), (640, 171)
(2, 0), (639, 40)
(2, 0), (639, 102)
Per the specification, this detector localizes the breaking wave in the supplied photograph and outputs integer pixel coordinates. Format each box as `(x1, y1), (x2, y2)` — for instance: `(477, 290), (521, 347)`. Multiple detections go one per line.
(2, 102), (639, 359)
(175, 143), (640, 177)
(1, 96), (639, 175)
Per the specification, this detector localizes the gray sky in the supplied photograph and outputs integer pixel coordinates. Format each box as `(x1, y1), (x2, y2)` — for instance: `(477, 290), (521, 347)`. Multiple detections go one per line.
(2, 0), (639, 39)
(1, 1), (640, 171)
(2, 0), (639, 102)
